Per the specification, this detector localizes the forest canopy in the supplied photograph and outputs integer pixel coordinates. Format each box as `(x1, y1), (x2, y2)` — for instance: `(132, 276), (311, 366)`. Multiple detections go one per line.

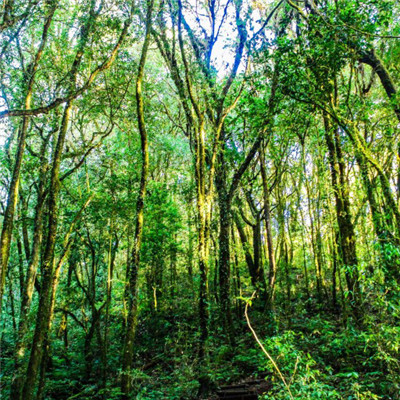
(1, 0), (400, 399)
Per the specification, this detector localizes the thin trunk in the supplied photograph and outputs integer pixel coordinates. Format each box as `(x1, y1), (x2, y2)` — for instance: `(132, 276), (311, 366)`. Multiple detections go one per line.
(16, 234), (25, 297)
(331, 233), (338, 310)
(22, 100), (73, 400)
(231, 224), (241, 318)
(121, 2), (153, 395)
(233, 213), (256, 284)
(324, 116), (361, 314)
(315, 176), (326, 298)
(260, 146), (276, 306)
(277, 188), (290, 308)
(252, 216), (261, 285)
(187, 200), (194, 286)
(170, 233), (177, 299)
(10, 137), (48, 400)
(0, 5), (56, 316)
(20, 195), (31, 262)
(215, 146), (233, 339)
(36, 242), (71, 400)
(299, 204), (310, 299)
(104, 227), (117, 386)
(196, 121), (209, 360)
(302, 145), (322, 300)
(8, 271), (17, 335)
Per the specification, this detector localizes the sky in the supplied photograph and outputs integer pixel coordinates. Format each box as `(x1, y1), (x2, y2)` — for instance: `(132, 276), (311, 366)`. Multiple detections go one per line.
(184, 0), (266, 77)
(0, 0), (273, 146)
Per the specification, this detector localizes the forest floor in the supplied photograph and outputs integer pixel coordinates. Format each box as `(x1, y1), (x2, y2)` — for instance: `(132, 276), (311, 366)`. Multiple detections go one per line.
(2, 297), (397, 399)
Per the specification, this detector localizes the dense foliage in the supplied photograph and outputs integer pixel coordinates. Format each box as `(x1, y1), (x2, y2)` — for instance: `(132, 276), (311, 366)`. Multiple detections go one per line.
(1, 0), (400, 399)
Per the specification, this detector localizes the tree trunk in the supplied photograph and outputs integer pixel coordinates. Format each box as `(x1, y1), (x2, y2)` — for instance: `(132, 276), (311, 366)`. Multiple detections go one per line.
(302, 143), (323, 300)
(10, 137), (48, 400)
(21, 97), (73, 400)
(260, 146), (277, 307)
(0, 5), (56, 315)
(121, 2), (153, 395)
(233, 213), (256, 284)
(215, 147), (234, 339)
(359, 49), (400, 123)
(104, 228), (117, 386)
(323, 116), (361, 315)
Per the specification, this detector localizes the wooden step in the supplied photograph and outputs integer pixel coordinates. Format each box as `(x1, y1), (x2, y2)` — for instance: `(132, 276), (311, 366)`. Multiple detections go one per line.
(217, 387), (258, 399)
(219, 383), (249, 390)
(217, 388), (252, 395)
(215, 372), (272, 399)
(241, 379), (264, 385)
(217, 394), (258, 400)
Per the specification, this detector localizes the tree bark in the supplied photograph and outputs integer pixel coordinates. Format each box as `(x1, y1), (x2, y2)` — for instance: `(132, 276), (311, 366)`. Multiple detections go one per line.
(215, 147), (234, 339)
(323, 115), (361, 314)
(233, 212), (256, 284)
(0, 4), (55, 317)
(10, 136), (49, 400)
(260, 145), (277, 307)
(359, 49), (400, 123)
(22, 100), (73, 400)
(121, 1), (154, 395)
